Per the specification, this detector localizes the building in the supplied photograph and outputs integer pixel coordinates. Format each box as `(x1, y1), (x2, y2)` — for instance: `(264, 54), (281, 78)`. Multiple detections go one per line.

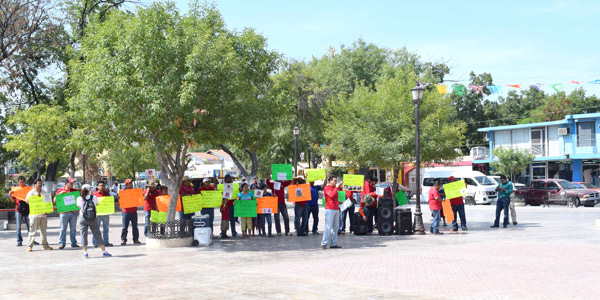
(472, 113), (600, 186)
(185, 150), (240, 179)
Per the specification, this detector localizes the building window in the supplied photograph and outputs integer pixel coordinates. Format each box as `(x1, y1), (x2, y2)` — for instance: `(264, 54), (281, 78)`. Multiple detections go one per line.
(577, 121), (595, 147)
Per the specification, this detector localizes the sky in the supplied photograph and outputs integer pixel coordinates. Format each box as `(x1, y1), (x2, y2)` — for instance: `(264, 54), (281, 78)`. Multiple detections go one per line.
(171, 0), (600, 99)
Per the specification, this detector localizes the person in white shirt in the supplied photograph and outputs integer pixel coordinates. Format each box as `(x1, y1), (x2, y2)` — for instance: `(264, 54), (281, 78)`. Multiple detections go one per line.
(24, 179), (53, 252)
(77, 184), (112, 259)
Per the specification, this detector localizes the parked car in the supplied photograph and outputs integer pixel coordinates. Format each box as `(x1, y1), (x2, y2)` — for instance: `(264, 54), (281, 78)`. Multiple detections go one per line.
(514, 179), (600, 207)
(375, 182), (412, 199)
(571, 182), (600, 191)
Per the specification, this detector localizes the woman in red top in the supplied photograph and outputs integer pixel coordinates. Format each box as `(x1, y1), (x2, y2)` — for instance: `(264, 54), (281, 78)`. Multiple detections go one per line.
(321, 176), (344, 249)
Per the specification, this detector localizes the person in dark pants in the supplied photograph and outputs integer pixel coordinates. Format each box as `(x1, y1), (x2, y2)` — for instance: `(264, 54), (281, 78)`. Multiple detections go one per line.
(223, 175), (237, 237)
(307, 182), (321, 235)
(266, 176), (292, 236)
(10, 176), (31, 247)
(359, 176), (380, 234)
(492, 175), (513, 228)
(447, 176), (467, 231)
(293, 178), (309, 236)
(339, 191), (355, 235)
(120, 179), (141, 245)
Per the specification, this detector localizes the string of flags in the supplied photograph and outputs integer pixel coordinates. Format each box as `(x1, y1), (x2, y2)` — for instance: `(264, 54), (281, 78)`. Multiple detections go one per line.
(434, 79), (600, 97)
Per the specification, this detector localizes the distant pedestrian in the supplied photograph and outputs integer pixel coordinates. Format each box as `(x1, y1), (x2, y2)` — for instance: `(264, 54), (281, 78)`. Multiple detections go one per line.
(428, 180), (443, 234)
(447, 176), (467, 231)
(77, 184), (112, 259)
(143, 179), (159, 236)
(307, 181), (321, 235)
(24, 179), (53, 252)
(92, 181), (112, 247)
(120, 179), (141, 245)
(321, 176), (343, 249)
(492, 175), (513, 229)
(55, 178), (79, 249)
(9, 176), (31, 247)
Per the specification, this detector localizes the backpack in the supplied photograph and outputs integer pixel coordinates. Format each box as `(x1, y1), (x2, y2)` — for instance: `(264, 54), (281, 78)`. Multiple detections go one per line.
(362, 194), (375, 206)
(82, 195), (96, 221)
(17, 200), (29, 216)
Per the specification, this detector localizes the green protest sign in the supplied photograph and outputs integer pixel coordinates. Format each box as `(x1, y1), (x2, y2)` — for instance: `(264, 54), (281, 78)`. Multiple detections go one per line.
(271, 164), (293, 181)
(56, 191), (80, 213)
(29, 195), (54, 215)
(182, 194), (203, 214)
(200, 190), (223, 208)
(443, 180), (468, 199)
(342, 174), (364, 191)
(96, 196), (115, 215)
(234, 200), (257, 217)
(305, 169), (326, 182)
(338, 191), (346, 203)
(396, 190), (409, 206)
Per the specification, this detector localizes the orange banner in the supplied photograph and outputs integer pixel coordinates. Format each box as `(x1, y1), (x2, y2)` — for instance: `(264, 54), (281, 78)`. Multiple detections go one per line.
(156, 195), (182, 212)
(257, 196), (278, 214)
(11, 186), (33, 201)
(442, 200), (455, 224)
(118, 188), (144, 209)
(288, 184), (311, 202)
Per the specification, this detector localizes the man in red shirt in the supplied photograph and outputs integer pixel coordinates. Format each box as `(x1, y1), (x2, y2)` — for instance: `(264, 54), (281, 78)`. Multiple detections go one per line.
(223, 175), (236, 237)
(321, 176), (344, 249)
(9, 176), (31, 246)
(93, 181), (113, 247)
(266, 177), (292, 236)
(198, 177), (218, 235)
(179, 176), (196, 221)
(55, 178), (79, 249)
(120, 179), (141, 245)
(143, 179), (158, 236)
(428, 179), (443, 234)
(358, 176), (380, 234)
(448, 176), (468, 231)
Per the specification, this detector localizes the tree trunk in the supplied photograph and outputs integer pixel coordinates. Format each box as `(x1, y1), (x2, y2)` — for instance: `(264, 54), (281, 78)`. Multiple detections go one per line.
(155, 144), (188, 222)
(68, 151), (76, 178)
(46, 159), (60, 182)
(392, 161), (399, 201)
(218, 144), (249, 178)
(245, 148), (260, 181)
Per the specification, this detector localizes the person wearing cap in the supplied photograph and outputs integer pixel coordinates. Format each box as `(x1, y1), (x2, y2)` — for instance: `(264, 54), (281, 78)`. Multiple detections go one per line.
(121, 179), (141, 245)
(77, 184), (112, 258)
(250, 178), (259, 191)
(293, 177), (309, 236)
(198, 177), (218, 234)
(55, 178), (80, 249)
(143, 179), (159, 236)
(447, 176), (468, 231)
(266, 176), (293, 236)
(179, 176), (196, 221)
(92, 181), (113, 247)
(24, 179), (53, 252)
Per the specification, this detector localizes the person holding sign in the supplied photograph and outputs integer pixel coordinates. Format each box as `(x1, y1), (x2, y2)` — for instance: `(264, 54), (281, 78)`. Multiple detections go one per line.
(55, 178), (80, 249)
(198, 177), (218, 235)
(179, 176), (196, 221)
(266, 176), (292, 236)
(77, 184), (112, 258)
(428, 180), (443, 234)
(447, 176), (468, 231)
(220, 175), (234, 238)
(9, 176), (31, 247)
(24, 179), (53, 252)
(358, 176), (380, 234)
(143, 179), (159, 236)
(307, 182), (322, 235)
(92, 181), (113, 247)
(293, 178), (309, 236)
(321, 176), (343, 249)
(120, 179), (141, 245)
(258, 184), (274, 237)
(236, 183), (254, 238)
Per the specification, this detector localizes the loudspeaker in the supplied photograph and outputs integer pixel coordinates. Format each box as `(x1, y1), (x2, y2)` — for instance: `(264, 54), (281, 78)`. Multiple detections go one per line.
(353, 212), (368, 235)
(395, 207), (413, 235)
(378, 197), (394, 235)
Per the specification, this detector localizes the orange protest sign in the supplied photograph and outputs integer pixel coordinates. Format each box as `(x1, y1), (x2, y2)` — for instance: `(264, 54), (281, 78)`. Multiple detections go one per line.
(288, 184), (311, 202)
(442, 200), (455, 224)
(118, 188), (144, 209)
(11, 186), (33, 201)
(156, 195), (182, 212)
(257, 196), (278, 214)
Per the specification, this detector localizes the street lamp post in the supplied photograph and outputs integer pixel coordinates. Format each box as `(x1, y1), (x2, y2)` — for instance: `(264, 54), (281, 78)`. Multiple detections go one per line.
(293, 125), (300, 176)
(411, 85), (426, 234)
(82, 152), (87, 185)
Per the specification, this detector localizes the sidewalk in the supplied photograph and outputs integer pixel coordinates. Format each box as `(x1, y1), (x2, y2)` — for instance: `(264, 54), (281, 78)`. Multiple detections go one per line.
(1, 204), (599, 299)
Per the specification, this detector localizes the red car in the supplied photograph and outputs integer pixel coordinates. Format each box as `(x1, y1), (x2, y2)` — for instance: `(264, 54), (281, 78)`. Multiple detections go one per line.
(514, 179), (600, 208)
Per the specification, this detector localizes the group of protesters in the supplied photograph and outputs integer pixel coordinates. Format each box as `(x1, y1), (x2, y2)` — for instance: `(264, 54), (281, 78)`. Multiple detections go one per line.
(8, 171), (517, 256)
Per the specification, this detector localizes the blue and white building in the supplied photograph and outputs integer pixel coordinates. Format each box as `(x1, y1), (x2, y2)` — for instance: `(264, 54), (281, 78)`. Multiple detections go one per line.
(472, 113), (600, 186)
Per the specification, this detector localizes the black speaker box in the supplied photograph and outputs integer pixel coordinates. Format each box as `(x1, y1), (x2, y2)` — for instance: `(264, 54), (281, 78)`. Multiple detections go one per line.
(395, 207), (413, 235)
(353, 212), (368, 235)
(378, 197), (394, 235)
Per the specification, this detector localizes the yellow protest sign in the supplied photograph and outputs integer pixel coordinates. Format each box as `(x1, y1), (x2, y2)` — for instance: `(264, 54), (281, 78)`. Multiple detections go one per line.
(96, 196), (115, 215)
(342, 174), (364, 191)
(443, 180), (468, 199)
(28, 195), (54, 215)
(182, 194), (203, 214)
(217, 183), (239, 200)
(305, 169), (326, 182)
(199, 190), (223, 208)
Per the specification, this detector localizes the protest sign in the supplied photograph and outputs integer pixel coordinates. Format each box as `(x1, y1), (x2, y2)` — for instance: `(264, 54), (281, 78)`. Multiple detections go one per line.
(11, 186), (33, 201)
(257, 196), (278, 214)
(29, 195), (54, 215)
(271, 164), (293, 181)
(234, 200), (257, 217)
(199, 191), (223, 208)
(118, 188), (144, 208)
(156, 195), (182, 212)
(56, 191), (80, 213)
(182, 194), (203, 214)
(218, 183), (239, 199)
(97, 196), (115, 215)
(396, 190), (409, 206)
(443, 180), (468, 199)
(288, 184), (311, 202)
(305, 169), (326, 182)
(342, 174), (364, 191)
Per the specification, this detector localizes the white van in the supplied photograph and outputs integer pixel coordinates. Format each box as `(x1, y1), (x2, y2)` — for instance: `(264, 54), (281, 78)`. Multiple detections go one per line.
(421, 170), (497, 205)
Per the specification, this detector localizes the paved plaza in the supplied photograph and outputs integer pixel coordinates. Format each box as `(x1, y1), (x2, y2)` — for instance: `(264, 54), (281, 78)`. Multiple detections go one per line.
(1, 203), (599, 299)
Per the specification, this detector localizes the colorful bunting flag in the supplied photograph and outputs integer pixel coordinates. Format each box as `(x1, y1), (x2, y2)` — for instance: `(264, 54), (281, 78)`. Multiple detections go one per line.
(568, 81), (583, 84)
(435, 84), (448, 95)
(549, 83), (563, 92)
(506, 84), (522, 89)
(452, 84), (466, 96)
(487, 85), (501, 94)
(588, 80), (600, 84)
(469, 85), (485, 96)
(529, 83), (543, 90)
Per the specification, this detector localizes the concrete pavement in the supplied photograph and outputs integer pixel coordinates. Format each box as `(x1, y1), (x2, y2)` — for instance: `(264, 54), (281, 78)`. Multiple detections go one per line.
(1, 203), (599, 299)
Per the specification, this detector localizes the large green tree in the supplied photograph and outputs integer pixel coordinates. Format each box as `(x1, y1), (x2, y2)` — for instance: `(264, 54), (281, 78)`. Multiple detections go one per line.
(70, 2), (278, 221)
(490, 147), (534, 182)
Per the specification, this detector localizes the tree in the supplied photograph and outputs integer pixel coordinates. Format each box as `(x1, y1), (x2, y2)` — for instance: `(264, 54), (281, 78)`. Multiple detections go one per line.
(490, 148), (534, 182)
(69, 2), (278, 222)
(104, 142), (159, 180)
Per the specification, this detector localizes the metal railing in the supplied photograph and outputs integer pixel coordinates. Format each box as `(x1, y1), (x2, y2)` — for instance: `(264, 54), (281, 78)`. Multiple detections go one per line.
(147, 219), (194, 239)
